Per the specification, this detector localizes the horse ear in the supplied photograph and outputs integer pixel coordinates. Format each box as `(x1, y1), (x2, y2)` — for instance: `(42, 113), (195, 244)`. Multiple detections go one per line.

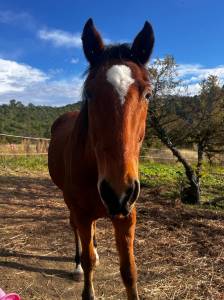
(131, 21), (155, 65)
(82, 18), (105, 65)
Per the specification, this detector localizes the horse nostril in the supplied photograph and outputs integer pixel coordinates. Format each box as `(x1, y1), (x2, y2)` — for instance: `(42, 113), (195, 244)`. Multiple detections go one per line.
(99, 180), (117, 206)
(99, 179), (123, 216)
(124, 180), (140, 205)
(98, 179), (140, 216)
(133, 180), (140, 201)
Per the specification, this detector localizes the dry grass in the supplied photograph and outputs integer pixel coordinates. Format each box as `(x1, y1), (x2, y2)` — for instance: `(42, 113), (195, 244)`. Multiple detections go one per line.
(142, 148), (224, 165)
(0, 171), (224, 299)
(0, 141), (48, 155)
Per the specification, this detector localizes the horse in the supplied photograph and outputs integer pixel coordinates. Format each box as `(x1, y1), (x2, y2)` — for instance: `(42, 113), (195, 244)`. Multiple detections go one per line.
(48, 18), (154, 300)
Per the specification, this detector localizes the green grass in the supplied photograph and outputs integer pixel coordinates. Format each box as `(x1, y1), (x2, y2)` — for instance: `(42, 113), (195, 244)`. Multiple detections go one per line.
(140, 161), (185, 199)
(0, 155), (223, 207)
(0, 155), (48, 173)
(140, 160), (224, 206)
(140, 161), (183, 187)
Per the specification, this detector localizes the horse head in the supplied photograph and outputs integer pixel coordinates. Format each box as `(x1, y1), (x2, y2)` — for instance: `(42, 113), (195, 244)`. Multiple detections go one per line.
(82, 18), (154, 217)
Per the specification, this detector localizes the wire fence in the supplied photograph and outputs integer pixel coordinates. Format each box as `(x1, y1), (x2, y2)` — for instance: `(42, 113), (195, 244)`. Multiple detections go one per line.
(140, 148), (197, 163)
(0, 133), (50, 156)
(0, 133), (196, 163)
(0, 133), (223, 165)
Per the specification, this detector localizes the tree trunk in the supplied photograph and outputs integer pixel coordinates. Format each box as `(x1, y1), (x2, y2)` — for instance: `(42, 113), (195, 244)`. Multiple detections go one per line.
(149, 109), (200, 204)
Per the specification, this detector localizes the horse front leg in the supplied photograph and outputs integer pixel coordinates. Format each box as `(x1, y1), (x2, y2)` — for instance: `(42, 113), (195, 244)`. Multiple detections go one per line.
(112, 207), (139, 300)
(70, 217), (83, 281)
(93, 220), (99, 266)
(74, 227), (84, 280)
(78, 219), (96, 300)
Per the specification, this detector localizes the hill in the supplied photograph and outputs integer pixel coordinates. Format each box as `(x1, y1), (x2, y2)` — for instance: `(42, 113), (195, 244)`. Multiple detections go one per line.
(0, 100), (81, 138)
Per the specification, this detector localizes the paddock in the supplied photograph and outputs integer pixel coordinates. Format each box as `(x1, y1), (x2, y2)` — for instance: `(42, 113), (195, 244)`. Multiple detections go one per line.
(0, 169), (223, 299)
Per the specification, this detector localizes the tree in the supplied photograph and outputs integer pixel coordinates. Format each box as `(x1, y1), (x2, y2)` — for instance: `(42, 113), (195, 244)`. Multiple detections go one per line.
(192, 76), (224, 164)
(144, 56), (181, 148)
(147, 57), (224, 204)
(0, 101), (81, 139)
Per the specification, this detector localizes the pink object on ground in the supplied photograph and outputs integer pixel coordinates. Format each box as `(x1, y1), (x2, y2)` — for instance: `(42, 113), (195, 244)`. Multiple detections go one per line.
(0, 289), (20, 300)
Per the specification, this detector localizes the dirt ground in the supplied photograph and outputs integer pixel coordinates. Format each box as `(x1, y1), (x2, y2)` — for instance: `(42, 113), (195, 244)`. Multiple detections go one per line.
(0, 172), (224, 300)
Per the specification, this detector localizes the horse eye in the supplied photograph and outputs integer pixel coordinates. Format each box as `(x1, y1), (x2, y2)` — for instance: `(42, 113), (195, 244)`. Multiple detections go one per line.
(143, 91), (152, 101)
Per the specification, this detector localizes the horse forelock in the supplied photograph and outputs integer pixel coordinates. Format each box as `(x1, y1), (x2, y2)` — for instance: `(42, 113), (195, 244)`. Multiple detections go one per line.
(82, 44), (148, 99)
(82, 43), (147, 78)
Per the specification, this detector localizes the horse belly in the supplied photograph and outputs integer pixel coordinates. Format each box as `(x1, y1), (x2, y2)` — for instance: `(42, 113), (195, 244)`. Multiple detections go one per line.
(48, 112), (79, 190)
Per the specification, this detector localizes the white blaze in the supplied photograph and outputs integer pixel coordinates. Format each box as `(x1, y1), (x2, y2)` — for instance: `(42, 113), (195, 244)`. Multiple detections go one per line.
(106, 65), (134, 104)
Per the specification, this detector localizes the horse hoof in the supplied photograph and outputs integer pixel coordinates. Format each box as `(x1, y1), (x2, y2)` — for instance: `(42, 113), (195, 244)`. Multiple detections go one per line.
(82, 292), (95, 300)
(73, 265), (83, 282)
(73, 271), (83, 282)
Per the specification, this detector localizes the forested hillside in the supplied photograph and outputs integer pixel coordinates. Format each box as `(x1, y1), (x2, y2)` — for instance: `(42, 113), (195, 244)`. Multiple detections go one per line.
(0, 100), (81, 138)
(1, 96), (200, 141)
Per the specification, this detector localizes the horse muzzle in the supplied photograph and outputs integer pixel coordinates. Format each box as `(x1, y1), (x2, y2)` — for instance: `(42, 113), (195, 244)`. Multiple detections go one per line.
(98, 179), (140, 217)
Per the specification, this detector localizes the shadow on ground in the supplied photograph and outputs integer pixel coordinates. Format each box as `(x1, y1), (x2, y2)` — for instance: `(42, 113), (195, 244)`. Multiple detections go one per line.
(0, 174), (224, 299)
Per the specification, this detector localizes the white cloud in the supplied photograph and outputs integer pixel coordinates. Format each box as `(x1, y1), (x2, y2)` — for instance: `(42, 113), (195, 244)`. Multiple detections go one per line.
(38, 28), (82, 48)
(11, 77), (83, 106)
(0, 58), (48, 94)
(70, 57), (79, 64)
(0, 58), (83, 106)
(177, 64), (203, 77)
(0, 10), (29, 23)
(177, 63), (224, 95)
(178, 63), (224, 80)
(37, 27), (114, 49)
(0, 10), (35, 30)
(150, 59), (224, 95)
(178, 83), (201, 96)
(1, 57), (224, 106)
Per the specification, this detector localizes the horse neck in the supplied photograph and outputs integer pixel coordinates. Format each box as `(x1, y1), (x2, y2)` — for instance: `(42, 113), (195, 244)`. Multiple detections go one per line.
(72, 101), (97, 170)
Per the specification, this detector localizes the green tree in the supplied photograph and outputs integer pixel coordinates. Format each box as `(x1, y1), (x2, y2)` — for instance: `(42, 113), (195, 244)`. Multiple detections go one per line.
(0, 100), (81, 139)
(147, 57), (224, 204)
(187, 75), (224, 178)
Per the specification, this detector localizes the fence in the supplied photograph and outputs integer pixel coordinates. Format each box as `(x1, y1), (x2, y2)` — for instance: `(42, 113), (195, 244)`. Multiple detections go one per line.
(1, 133), (223, 165)
(0, 133), (50, 156)
(0, 133), (197, 163)
(140, 148), (198, 163)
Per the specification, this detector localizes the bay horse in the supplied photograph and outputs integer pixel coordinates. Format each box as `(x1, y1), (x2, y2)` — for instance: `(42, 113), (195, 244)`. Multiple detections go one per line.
(48, 18), (154, 300)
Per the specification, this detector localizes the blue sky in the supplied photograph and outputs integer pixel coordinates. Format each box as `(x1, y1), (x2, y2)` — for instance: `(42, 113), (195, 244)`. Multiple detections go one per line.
(0, 0), (224, 106)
